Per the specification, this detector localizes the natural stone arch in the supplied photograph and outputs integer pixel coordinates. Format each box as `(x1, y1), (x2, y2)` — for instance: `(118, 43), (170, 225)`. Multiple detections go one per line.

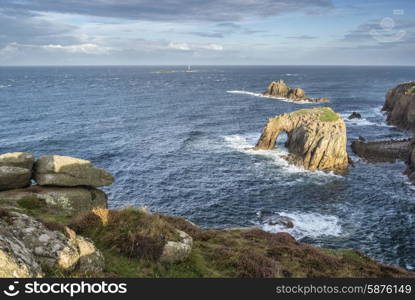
(253, 108), (348, 173)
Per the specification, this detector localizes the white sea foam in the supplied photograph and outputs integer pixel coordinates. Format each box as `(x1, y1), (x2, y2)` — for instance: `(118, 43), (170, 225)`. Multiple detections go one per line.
(226, 90), (313, 104)
(223, 134), (342, 180)
(261, 211), (342, 239)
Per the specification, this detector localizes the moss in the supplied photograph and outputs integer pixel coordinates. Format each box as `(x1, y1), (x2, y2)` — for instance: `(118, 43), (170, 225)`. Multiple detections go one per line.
(291, 107), (339, 122)
(17, 196), (45, 210)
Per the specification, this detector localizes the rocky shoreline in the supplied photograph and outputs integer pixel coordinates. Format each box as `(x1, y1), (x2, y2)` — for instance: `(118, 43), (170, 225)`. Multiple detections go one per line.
(352, 81), (415, 185)
(0, 152), (413, 278)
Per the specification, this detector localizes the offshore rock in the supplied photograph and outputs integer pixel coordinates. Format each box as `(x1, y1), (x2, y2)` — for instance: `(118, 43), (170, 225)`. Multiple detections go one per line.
(263, 80), (329, 103)
(382, 81), (415, 130)
(351, 139), (411, 163)
(253, 108), (348, 173)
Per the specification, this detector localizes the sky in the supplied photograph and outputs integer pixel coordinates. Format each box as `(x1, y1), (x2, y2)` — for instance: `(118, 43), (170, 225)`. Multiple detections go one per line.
(0, 0), (414, 65)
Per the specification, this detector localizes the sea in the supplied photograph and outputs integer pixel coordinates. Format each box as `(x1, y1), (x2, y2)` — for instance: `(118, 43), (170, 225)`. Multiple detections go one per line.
(0, 65), (414, 270)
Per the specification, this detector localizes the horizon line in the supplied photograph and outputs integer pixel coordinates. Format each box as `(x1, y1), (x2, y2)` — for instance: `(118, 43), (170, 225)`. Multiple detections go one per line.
(1, 64), (415, 67)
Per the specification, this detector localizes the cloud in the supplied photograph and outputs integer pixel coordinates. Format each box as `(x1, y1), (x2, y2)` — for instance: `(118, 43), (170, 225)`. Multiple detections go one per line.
(190, 32), (224, 38)
(42, 43), (112, 54)
(167, 41), (224, 51)
(0, 10), (77, 47)
(286, 35), (318, 39)
(1, 0), (333, 22)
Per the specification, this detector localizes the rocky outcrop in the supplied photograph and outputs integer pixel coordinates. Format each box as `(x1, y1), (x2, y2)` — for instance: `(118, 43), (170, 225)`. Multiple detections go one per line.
(0, 166), (32, 191)
(404, 138), (415, 184)
(351, 139), (411, 163)
(263, 80), (329, 103)
(0, 218), (43, 278)
(160, 229), (193, 264)
(0, 152), (34, 191)
(0, 152), (35, 169)
(253, 108), (348, 173)
(348, 112), (362, 120)
(0, 210), (104, 277)
(34, 155), (114, 187)
(382, 81), (415, 130)
(0, 186), (107, 214)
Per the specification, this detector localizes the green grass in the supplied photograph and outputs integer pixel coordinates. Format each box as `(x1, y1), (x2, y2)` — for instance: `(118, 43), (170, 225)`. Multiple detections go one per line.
(406, 86), (415, 95)
(2, 204), (412, 278)
(291, 107), (340, 122)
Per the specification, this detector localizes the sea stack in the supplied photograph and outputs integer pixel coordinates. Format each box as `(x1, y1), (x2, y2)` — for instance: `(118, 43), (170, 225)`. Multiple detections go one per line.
(262, 80), (329, 103)
(382, 81), (415, 130)
(253, 107), (348, 173)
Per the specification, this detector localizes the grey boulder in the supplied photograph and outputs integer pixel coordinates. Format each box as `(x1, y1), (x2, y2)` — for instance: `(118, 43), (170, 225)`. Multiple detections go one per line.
(0, 166), (32, 191)
(34, 155), (114, 187)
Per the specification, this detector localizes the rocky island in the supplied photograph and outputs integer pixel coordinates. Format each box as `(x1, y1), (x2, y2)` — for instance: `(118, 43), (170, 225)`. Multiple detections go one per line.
(382, 81), (415, 130)
(352, 82), (415, 184)
(262, 80), (329, 103)
(253, 108), (348, 173)
(1, 152), (412, 278)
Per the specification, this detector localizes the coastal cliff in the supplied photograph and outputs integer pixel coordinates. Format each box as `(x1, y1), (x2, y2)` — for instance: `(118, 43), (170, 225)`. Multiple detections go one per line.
(382, 81), (415, 130)
(263, 80), (329, 103)
(254, 108), (348, 173)
(0, 152), (412, 278)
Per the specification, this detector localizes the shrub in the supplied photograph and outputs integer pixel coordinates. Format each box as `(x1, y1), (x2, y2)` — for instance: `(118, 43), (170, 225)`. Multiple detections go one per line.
(70, 208), (180, 261)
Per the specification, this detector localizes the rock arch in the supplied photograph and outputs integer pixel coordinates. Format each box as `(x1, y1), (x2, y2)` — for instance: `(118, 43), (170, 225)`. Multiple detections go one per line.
(253, 108), (348, 173)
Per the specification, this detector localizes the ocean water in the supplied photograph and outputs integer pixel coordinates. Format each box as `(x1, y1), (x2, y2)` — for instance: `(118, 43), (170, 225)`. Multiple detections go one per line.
(1, 65), (415, 270)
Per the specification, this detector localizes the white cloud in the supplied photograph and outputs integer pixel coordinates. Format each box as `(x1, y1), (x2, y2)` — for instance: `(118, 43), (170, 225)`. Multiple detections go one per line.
(168, 41), (223, 51)
(42, 43), (112, 54)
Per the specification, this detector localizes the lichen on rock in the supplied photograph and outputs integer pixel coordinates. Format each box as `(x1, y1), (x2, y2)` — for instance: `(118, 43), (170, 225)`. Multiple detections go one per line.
(253, 107), (348, 173)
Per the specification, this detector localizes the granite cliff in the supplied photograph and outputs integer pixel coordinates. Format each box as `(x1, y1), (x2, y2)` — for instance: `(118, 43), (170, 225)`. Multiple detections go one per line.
(382, 81), (415, 130)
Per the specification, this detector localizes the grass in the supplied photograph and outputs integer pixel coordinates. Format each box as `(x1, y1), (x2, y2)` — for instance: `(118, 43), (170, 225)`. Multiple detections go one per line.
(291, 107), (340, 122)
(2, 203), (412, 278)
(406, 85), (415, 95)
(69, 208), (180, 261)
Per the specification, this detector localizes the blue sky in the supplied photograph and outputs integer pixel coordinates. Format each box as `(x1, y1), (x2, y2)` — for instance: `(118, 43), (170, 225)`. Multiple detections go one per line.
(0, 0), (414, 65)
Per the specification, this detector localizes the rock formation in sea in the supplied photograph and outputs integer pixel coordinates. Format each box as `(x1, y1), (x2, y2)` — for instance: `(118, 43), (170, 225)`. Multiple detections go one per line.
(351, 138), (411, 163)
(253, 107), (348, 173)
(262, 80), (329, 103)
(382, 81), (415, 130)
(348, 112), (362, 120)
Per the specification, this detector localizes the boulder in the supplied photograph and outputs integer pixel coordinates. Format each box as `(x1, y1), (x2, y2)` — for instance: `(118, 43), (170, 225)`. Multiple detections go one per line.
(0, 186), (108, 215)
(351, 139), (411, 163)
(63, 227), (104, 274)
(382, 81), (415, 130)
(160, 230), (193, 264)
(34, 155), (114, 187)
(75, 235), (105, 274)
(262, 79), (329, 103)
(253, 108), (348, 173)
(266, 214), (294, 229)
(6, 212), (80, 271)
(348, 112), (362, 120)
(0, 219), (43, 278)
(0, 166), (32, 191)
(0, 152), (35, 169)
